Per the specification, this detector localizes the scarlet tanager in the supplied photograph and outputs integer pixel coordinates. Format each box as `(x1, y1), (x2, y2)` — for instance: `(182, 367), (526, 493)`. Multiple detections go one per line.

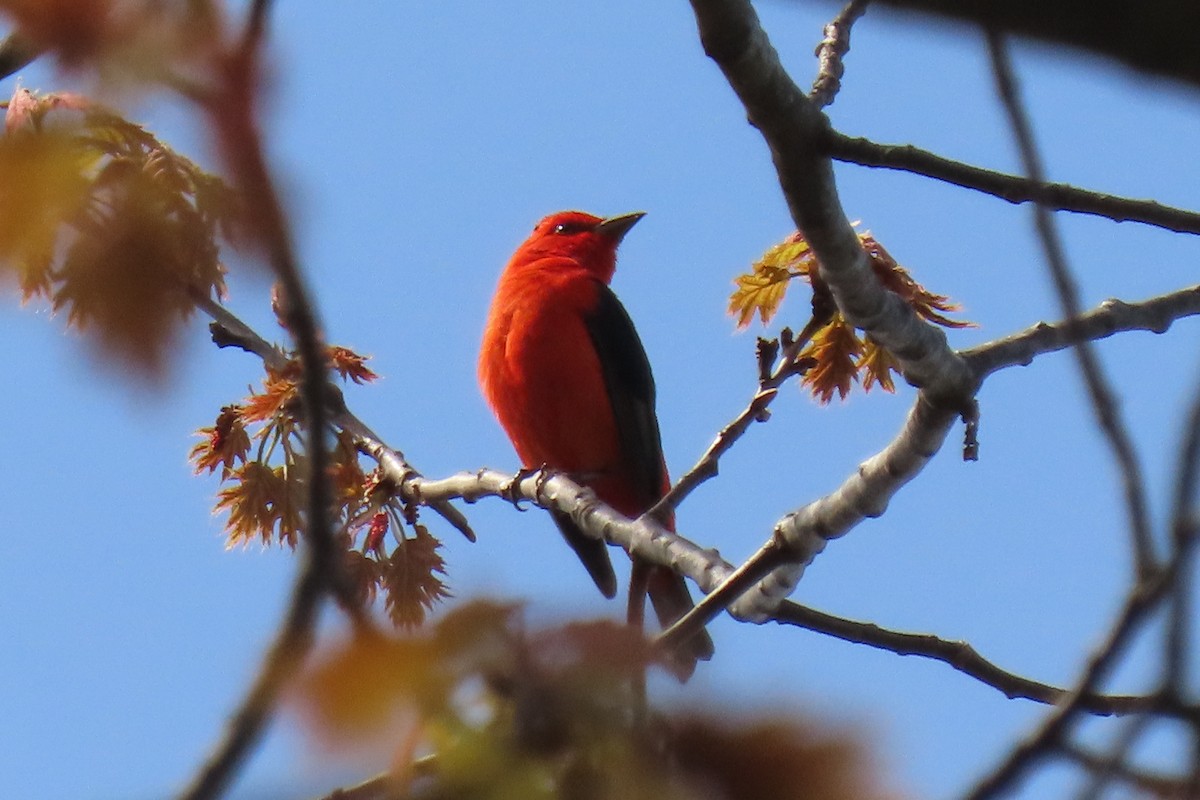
(479, 210), (714, 674)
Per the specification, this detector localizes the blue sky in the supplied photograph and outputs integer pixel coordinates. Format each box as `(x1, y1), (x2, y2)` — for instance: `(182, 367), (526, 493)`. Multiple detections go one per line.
(3, 2), (1200, 798)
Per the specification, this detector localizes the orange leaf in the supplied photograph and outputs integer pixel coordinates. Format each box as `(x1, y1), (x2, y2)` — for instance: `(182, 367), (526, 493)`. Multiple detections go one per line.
(861, 234), (973, 329)
(293, 631), (442, 748)
(801, 315), (863, 404)
(858, 339), (899, 394)
(383, 526), (450, 630)
(328, 345), (378, 384)
(0, 127), (91, 300)
(190, 404), (250, 478)
(241, 371), (299, 423)
(728, 232), (815, 329)
(216, 462), (301, 548)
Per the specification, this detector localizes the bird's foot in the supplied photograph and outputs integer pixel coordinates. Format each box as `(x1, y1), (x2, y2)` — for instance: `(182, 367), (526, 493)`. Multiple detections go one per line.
(499, 465), (546, 510)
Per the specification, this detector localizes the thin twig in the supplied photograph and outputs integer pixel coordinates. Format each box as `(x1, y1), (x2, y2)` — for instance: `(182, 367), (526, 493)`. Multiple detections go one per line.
(1073, 714), (1154, 800)
(964, 567), (1177, 799)
(770, 602), (1155, 716)
(826, 131), (1200, 236)
(1162, 362), (1200, 708)
(809, 0), (871, 109)
(647, 319), (818, 524)
(987, 32), (1155, 579)
(1064, 739), (1196, 800)
(178, 5), (350, 797)
(192, 295), (476, 543)
(962, 286), (1200, 379)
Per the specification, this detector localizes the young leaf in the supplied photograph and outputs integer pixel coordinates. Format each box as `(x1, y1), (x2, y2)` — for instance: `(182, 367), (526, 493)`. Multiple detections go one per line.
(733, 227), (971, 403)
(800, 314), (863, 404)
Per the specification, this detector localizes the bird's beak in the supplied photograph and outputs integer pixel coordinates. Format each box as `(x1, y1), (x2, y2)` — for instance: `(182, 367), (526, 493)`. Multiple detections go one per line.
(595, 211), (646, 243)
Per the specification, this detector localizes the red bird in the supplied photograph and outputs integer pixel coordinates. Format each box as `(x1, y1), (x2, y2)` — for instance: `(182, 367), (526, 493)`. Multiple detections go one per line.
(479, 210), (714, 674)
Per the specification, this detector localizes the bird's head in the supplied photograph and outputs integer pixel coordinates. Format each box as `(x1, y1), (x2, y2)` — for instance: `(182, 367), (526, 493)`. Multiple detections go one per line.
(511, 210), (645, 284)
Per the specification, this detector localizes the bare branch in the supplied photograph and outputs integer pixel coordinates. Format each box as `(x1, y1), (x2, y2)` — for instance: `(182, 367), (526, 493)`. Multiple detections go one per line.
(828, 131), (1200, 236)
(178, 8), (353, 797)
(771, 602), (1153, 716)
(988, 32), (1155, 577)
(743, 391), (962, 615)
(687, 0), (973, 402)
(686, 0), (983, 619)
(809, 0), (871, 109)
(962, 286), (1200, 378)
(1066, 740), (1200, 799)
(1162, 362), (1200, 696)
(964, 568), (1177, 800)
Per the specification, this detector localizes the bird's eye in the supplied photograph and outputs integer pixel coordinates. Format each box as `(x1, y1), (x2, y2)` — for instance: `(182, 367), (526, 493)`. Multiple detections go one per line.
(553, 224), (569, 234)
(552, 222), (588, 235)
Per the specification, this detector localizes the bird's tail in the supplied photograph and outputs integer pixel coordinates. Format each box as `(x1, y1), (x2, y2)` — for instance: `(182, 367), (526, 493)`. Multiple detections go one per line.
(646, 564), (715, 680)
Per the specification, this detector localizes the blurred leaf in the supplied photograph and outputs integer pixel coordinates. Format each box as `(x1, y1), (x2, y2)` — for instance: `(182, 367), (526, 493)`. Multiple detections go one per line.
(672, 715), (894, 800)
(0, 0), (113, 66)
(293, 604), (897, 800)
(3, 87), (236, 380)
(294, 631), (443, 748)
(0, 129), (91, 299)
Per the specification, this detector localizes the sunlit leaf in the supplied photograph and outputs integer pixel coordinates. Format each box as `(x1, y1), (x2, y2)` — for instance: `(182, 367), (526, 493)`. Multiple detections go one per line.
(859, 339), (899, 394)
(733, 227), (971, 403)
(328, 345), (378, 384)
(861, 233), (973, 329)
(801, 314), (863, 404)
(215, 462), (300, 548)
(190, 404), (250, 478)
(241, 370), (299, 423)
(384, 526), (451, 630)
(728, 232), (815, 329)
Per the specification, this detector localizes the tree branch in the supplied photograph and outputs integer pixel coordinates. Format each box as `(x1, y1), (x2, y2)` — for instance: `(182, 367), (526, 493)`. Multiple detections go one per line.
(827, 131), (1200, 236)
(964, 566), (1180, 800)
(961, 285), (1200, 378)
(193, 297), (477, 543)
(771, 602), (1154, 716)
(178, 7), (351, 797)
(809, 0), (872, 109)
(1064, 740), (1200, 799)
(987, 32), (1155, 577)
(0, 31), (39, 82)
(689, 0), (972, 401)
(687, 0), (982, 619)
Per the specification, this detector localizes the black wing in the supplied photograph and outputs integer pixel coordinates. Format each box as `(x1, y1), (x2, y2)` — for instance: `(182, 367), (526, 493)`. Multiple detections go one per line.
(548, 282), (659, 601)
(583, 282), (666, 508)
